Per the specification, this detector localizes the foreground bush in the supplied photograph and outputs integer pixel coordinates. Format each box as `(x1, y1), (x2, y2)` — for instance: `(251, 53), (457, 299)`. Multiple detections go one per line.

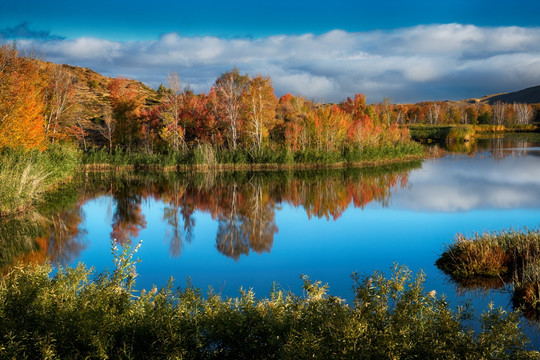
(0, 144), (80, 215)
(0, 245), (537, 359)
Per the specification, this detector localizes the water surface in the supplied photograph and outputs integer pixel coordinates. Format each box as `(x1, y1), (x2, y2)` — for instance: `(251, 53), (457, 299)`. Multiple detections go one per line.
(2, 134), (540, 343)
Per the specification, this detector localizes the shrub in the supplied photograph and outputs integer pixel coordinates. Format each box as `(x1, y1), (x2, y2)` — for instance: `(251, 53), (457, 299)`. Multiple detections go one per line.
(0, 249), (537, 359)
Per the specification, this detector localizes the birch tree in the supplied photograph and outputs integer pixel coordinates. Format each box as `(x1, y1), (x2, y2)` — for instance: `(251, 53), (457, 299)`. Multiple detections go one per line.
(245, 75), (277, 151)
(44, 66), (74, 143)
(514, 103), (533, 125)
(215, 68), (248, 150)
(491, 101), (506, 125)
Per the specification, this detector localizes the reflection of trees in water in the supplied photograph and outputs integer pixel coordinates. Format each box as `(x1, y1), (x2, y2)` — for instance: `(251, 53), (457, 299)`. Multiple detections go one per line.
(281, 171), (410, 220)
(47, 205), (87, 265)
(82, 165), (415, 260)
(215, 180), (278, 260)
(0, 212), (48, 271)
(216, 185), (248, 260)
(110, 183), (147, 245)
(0, 163), (416, 270)
(477, 135), (540, 160)
(162, 183), (195, 257)
(0, 198), (87, 272)
(242, 180), (279, 254)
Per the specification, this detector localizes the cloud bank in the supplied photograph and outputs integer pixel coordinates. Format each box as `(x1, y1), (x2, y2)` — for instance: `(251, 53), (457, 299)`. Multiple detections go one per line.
(0, 22), (64, 41)
(13, 24), (540, 103)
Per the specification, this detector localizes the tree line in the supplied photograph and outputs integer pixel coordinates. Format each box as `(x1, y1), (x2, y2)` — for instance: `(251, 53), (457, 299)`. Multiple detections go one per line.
(1, 43), (537, 157)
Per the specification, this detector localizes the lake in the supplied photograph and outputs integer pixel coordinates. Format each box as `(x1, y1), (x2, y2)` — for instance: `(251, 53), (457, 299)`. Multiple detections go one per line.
(2, 133), (540, 343)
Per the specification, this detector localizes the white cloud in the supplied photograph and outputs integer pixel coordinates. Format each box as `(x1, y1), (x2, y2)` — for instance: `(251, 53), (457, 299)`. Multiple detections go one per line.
(391, 153), (540, 212)
(19, 24), (540, 103)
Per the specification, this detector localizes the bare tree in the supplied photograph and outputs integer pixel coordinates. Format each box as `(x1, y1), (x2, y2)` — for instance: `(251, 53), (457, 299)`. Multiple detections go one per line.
(427, 103), (440, 124)
(514, 103), (533, 125)
(44, 66), (74, 142)
(99, 104), (115, 152)
(71, 105), (89, 151)
(491, 101), (506, 125)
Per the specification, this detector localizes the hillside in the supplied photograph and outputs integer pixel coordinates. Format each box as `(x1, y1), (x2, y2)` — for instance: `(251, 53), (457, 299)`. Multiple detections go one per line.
(37, 60), (160, 145)
(464, 85), (540, 105)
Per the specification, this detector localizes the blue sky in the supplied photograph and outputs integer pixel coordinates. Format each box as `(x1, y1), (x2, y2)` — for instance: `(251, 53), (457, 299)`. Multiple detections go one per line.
(1, 0), (540, 102)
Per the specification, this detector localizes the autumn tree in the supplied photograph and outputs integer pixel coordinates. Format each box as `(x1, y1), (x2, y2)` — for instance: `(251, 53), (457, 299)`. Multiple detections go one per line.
(280, 95), (312, 151)
(108, 77), (143, 151)
(215, 67), (249, 150)
(140, 106), (162, 154)
(306, 105), (350, 152)
(245, 75), (278, 151)
(0, 44), (46, 150)
(160, 72), (185, 152)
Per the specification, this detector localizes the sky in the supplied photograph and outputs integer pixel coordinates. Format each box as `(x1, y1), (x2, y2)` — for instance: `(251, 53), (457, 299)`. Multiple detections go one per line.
(1, 0), (540, 103)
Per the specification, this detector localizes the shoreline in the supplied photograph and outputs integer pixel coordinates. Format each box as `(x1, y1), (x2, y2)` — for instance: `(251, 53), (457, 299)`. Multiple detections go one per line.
(82, 153), (425, 173)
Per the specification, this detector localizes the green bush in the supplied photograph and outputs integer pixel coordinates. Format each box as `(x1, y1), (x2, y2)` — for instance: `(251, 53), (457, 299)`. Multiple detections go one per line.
(0, 247), (537, 359)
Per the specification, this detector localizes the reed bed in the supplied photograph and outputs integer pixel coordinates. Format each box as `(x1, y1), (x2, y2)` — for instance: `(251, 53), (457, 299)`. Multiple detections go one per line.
(437, 228), (540, 318)
(0, 145), (79, 215)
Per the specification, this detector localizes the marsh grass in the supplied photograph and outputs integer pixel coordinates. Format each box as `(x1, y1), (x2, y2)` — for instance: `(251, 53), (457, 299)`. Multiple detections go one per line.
(82, 143), (424, 169)
(437, 229), (540, 319)
(0, 145), (79, 215)
(409, 125), (475, 143)
(0, 246), (537, 359)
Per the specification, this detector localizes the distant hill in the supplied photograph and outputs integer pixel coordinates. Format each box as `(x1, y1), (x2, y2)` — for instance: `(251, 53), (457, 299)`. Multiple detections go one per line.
(464, 85), (540, 105)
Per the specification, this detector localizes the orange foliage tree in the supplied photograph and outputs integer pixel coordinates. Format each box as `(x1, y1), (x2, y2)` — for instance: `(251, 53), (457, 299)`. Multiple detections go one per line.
(108, 77), (143, 151)
(0, 44), (46, 150)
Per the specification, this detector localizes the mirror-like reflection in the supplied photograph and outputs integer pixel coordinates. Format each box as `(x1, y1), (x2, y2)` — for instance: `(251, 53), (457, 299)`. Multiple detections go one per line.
(82, 163), (417, 260)
(0, 162), (419, 270)
(0, 184), (87, 273)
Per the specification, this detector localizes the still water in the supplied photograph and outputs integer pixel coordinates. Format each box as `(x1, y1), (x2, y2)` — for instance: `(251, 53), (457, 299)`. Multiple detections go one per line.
(2, 134), (540, 342)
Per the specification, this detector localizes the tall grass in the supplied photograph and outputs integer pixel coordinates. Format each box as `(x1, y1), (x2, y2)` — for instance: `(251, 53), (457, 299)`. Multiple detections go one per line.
(409, 125), (475, 143)
(0, 145), (80, 215)
(82, 142), (423, 168)
(0, 249), (536, 359)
